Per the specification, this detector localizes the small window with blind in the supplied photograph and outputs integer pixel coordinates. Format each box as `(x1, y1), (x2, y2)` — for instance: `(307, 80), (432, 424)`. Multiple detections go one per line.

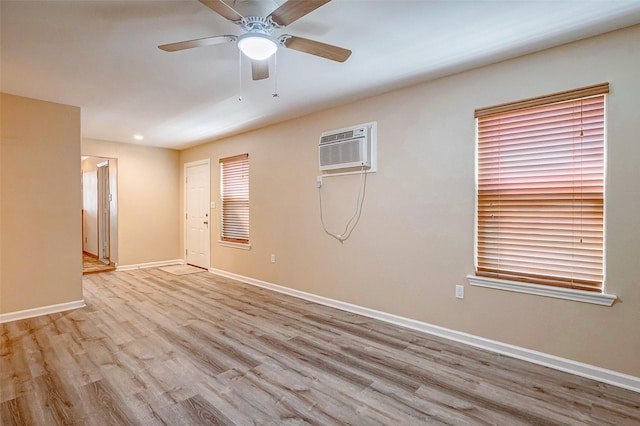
(468, 83), (616, 306)
(220, 154), (250, 247)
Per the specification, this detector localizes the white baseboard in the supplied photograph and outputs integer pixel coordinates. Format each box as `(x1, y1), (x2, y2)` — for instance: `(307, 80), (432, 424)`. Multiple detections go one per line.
(116, 259), (184, 271)
(0, 300), (86, 324)
(209, 267), (640, 394)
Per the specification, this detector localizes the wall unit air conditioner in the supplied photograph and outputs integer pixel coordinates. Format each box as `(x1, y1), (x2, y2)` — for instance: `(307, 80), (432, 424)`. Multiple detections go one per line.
(319, 123), (376, 172)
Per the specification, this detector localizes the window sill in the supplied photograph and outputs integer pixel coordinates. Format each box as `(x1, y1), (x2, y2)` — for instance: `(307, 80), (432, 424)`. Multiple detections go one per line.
(218, 240), (251, 250)
(466, 275), (616, 306)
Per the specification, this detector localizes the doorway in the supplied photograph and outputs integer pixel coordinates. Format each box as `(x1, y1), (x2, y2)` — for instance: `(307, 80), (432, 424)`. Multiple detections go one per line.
(185, 160), (211, 269)
(81, 156), (118, 274)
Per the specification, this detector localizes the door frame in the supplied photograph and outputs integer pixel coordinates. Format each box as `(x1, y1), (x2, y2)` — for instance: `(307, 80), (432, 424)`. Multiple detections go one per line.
(184, 159), (211, 269)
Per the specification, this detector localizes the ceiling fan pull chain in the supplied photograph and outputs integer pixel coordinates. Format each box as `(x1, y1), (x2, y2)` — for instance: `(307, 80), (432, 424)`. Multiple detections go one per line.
(272, 53), (279, 98)
(238, 49), (243, 102)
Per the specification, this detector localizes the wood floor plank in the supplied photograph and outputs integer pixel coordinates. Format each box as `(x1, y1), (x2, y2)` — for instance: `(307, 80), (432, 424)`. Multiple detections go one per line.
(250, 362), (368, 424)
(192, 377), (278, 425)
(1, 268), (638, 425)
(81, 379), (138, 425)
(0, 396), (34, 426)
(178, 394), (235, 426)
(31, 372), (77, 424)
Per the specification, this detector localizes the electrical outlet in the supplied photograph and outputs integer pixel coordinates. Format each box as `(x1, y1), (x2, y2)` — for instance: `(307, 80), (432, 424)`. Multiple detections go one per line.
(271, 254), (276, 263)
(455, 285), (465, 299)
(316, 176), (323, 188)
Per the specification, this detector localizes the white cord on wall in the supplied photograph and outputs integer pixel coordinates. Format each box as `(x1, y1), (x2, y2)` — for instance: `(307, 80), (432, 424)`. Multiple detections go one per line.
(318, 166), (368, 243)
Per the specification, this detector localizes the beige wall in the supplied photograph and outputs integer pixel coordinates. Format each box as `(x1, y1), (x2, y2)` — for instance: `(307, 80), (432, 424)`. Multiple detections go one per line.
(82, 138), (180, 266)
(181, 24), (640, 377)
(0, 93), (82, 314)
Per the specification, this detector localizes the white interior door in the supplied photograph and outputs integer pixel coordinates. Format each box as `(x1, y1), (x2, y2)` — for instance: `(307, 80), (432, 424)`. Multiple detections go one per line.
(185, 161), (210, 269)
(97, 161), (110, 263)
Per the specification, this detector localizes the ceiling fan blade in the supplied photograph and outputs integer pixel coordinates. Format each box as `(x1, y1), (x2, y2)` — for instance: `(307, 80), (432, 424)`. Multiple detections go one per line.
(199, 0), (244, 22)
(268, 0), (331, 27)
(251, 60), (269, 80)
(158, 35), (236, 52)
(281, 35), (351, 62)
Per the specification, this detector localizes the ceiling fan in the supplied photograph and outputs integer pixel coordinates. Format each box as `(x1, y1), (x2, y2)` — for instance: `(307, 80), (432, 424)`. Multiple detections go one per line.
(159, 0), (352, 81)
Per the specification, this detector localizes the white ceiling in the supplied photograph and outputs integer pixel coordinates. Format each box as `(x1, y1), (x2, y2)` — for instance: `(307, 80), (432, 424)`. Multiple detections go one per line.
(2, 0), (640, 150)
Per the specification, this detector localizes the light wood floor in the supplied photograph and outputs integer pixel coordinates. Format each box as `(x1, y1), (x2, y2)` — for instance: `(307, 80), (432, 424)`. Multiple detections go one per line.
(1, 268), (638, 425)
(82, 253), (116, 275)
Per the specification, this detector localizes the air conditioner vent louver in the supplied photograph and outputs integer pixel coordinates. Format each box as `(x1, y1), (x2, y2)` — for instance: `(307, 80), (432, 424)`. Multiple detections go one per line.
(320, 130), (354, 144)
(319, 125), (373, 171)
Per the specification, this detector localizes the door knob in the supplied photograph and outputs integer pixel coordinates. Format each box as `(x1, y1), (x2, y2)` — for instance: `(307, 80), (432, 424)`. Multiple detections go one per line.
(203, 221), (208, 225)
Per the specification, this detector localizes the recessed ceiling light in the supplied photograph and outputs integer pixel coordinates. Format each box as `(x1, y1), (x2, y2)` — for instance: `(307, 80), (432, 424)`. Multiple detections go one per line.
(133, 134), (144, 140)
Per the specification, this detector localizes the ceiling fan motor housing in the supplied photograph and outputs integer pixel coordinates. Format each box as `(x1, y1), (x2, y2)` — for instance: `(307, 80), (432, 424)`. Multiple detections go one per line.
(239, 16), (277, 35)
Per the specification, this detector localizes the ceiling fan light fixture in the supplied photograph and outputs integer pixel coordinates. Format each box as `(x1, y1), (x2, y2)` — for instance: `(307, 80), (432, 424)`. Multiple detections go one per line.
(237, 33), (278, 61)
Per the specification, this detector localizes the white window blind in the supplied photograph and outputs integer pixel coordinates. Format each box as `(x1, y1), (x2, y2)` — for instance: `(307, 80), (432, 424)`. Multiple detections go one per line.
(474, 83), (608, 292)
(220, 153), (249, 244)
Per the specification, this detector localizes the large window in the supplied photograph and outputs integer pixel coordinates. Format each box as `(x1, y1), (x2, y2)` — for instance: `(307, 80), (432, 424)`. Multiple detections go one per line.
(220, 153), (249, 244)
(474, 83), (608, 293)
